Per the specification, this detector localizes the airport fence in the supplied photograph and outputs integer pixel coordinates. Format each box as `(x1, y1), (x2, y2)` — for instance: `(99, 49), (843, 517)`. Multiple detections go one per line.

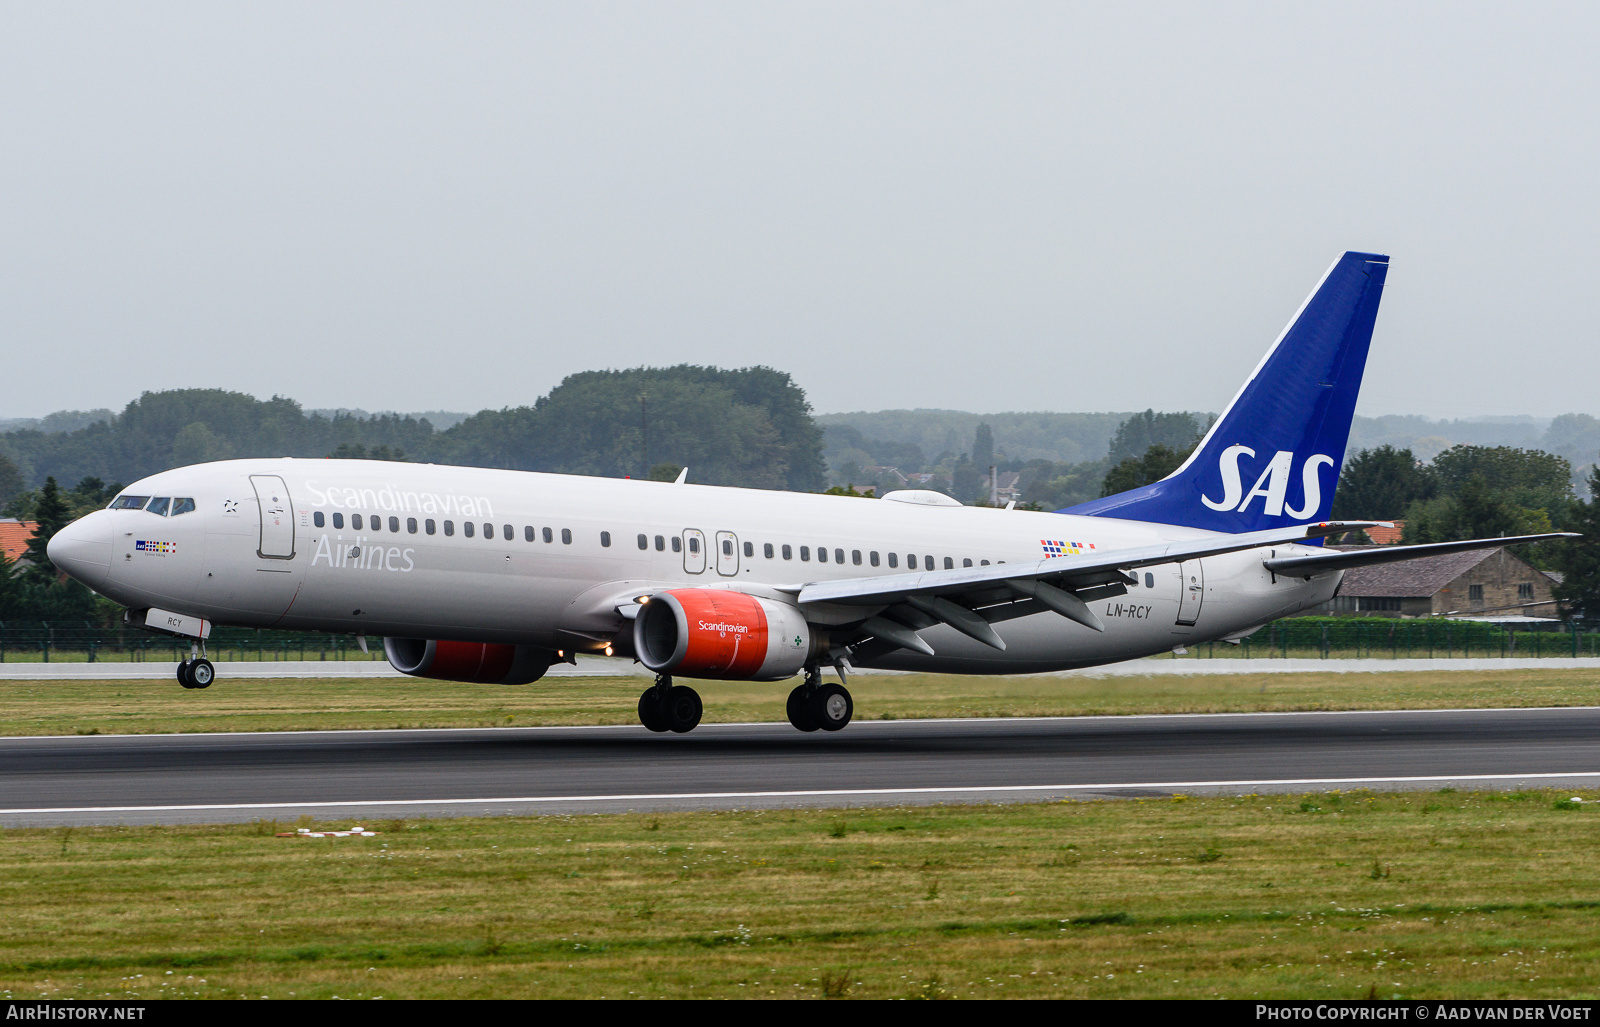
(0, 624), (387, 664)
(0, 617), (1594, 664)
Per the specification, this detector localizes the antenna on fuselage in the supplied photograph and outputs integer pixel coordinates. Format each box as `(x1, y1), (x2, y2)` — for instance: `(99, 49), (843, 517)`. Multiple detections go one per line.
(673, 467), (688, 485)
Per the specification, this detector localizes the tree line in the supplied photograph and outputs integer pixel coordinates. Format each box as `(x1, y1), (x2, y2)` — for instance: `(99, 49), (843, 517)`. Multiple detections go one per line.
(0, 366), (824, 625)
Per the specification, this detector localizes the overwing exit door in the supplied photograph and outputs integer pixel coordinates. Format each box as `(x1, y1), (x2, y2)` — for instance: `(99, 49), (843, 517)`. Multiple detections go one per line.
(715, 531), (739, 576)
(250, 475), (295, 559)
(1175, 560), (1204, 625)
(682, 529), (707, 574)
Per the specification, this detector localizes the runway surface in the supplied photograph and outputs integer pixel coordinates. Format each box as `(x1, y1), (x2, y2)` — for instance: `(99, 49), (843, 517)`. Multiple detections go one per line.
(3, 706), (1600, 826)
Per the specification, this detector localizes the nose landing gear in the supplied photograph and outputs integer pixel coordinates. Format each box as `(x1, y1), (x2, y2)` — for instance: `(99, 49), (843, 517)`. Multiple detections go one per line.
(787, 664), (853, 732)
(177, 642), (215, 690)
(637, 675), (703, 733)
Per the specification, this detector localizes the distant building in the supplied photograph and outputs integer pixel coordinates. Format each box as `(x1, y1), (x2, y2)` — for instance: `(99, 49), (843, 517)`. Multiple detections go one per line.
(981, 470), (1022, 504)
(0, 519), (38, 565)
(1317, 545), (1560, 620)
(1363, 521), (1405, 545)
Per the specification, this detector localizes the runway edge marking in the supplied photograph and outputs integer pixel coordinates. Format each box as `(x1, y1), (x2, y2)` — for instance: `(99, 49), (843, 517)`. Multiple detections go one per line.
(7, 771), (1600, 815)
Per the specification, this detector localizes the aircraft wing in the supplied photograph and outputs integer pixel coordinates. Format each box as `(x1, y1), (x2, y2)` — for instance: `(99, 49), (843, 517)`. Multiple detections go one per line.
(1260, 533), (1577, 577)
(792, 520), (1380, 655)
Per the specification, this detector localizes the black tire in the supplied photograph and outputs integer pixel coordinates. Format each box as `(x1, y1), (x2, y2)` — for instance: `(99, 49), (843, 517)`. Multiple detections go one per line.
(176, 661), (195, 689)
(809, 682), (853, 732)
(786, 685), (819, 732)
(189, 659), (214, 689)
(662, 685), (703, 734)
(638, 689), (670, 732)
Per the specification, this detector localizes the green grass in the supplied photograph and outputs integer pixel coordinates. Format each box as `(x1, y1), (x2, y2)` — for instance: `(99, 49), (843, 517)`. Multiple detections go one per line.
(3, 791), (1600, 999)
(1, 667), (1599, 737)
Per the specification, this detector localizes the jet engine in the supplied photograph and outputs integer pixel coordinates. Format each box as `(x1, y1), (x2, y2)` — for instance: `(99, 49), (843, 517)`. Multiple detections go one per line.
(383, 637), (552, 684)
(634, 588), (812, 681)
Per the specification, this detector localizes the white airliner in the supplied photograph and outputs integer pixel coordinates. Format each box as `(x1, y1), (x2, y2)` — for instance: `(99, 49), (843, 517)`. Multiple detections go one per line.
(47, 252), (1570, 733)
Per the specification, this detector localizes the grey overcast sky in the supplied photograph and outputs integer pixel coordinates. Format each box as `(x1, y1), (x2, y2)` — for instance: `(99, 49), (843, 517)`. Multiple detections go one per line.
(2, 2), (1596, 420)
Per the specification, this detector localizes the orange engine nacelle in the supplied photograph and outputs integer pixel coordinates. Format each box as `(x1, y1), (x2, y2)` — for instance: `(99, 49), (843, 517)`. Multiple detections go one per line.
(383, 637), (552, 684)
(634, 588), (812, 681)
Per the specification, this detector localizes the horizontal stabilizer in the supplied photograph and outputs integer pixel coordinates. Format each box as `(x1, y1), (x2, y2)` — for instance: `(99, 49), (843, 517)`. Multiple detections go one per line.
(1261, 533), (1578, 577)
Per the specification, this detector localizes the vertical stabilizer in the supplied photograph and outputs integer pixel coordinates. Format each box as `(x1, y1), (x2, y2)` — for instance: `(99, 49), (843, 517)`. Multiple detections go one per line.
(1062, 251), (1389, 532)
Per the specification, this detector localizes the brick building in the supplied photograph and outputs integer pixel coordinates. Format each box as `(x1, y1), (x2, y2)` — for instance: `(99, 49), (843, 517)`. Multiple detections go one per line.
(1318, 545), (1561, 619)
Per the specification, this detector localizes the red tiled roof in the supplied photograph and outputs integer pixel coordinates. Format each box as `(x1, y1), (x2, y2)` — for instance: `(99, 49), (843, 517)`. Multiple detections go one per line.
(1364, 522), (1405, 545)
(0, 520), (38, 563)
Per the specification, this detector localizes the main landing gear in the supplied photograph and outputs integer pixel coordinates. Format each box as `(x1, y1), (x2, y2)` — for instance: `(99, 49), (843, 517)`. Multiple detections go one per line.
(177, 641), (215, 690)
(786, 664), (853, 732)
(637, 675), (703, 734)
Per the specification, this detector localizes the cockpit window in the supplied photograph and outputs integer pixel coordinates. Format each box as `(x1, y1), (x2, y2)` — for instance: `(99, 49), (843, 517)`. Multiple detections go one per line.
(146, 497), (171, 517)
(170, 498), (196, 516)
(110, 495), (150, 510)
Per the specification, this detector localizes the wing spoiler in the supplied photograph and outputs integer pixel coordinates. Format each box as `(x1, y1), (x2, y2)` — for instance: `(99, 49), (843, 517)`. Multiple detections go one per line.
(1260, 533), (1577, 577)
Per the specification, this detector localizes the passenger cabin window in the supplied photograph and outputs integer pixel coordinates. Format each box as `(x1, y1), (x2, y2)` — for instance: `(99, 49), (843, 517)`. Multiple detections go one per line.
(444, 520), (455, 536)
(313, 511), (325, 528)
(481, 523), (492, 539)
(171, 498), (195, 516)
(888, 553), (898, 568)
(852, 550), (862, 565)
(836, 549), (845, 564)
(464, 521), (475, 538)
(543, 527), (553, 543)
(407, 517), (418, 534)
(110, 495), (150, 510)
(924, 556), (934, 571)
(333, 512), (345, 529)
(353, 514), (364, 530)
(601, 531), (611, 547)
(147, 497), (170, 516)
(687, 535), (698, 553)
(525, 526), (535, 542)
(764, 543), (774, 559)
(562, 528), (572, 545)
(744, 541), (754, 558)
(1144, 572), (1154, 588)
(722, 539), (733, 556)
(906, 553), (915, 568)
(391, 517), (401, 533)
(800, 546), (810, 561)
(655, 535), (665, 551)
(962, 558), (972, 567)
(944, 557), (954, 569)
(672, 536), (681, 553)
(503, 524), (512, 541)
(425, 519), (436, 535)
(981, 559), (990, 566)
(637, 534), (649, 550)
(816, 547), (827, 563)
(781, 544), (792, 560)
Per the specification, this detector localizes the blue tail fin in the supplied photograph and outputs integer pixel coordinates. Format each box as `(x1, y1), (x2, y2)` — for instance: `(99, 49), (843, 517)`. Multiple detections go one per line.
(1062, 251), (1389, 532)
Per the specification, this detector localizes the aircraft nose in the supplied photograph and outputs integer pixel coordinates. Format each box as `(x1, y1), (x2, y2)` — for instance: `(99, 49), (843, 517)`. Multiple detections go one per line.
(46, 511), (113, 590)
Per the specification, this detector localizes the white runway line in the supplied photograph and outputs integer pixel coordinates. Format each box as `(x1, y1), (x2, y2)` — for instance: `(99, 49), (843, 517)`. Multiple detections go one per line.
(6, 770), (1600, 816)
